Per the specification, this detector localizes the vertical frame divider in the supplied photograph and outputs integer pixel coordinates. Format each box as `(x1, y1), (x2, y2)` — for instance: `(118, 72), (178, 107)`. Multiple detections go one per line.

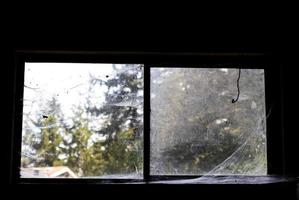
(143, 64), (150, 182)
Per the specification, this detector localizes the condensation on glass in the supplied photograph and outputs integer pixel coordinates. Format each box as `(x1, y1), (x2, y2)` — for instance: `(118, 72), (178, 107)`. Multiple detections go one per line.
(150, 68), (267, 175)
(21, 63), (144, 179)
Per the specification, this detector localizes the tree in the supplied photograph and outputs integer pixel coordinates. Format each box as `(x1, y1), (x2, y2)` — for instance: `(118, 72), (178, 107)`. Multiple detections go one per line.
(59, 107), (107, 177)
(21, 97), (64, 167)
(86, 64), (143, 176)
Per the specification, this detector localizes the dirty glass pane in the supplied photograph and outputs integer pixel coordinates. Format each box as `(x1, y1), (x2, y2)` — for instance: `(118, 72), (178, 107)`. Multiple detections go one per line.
(150, 68), (267, 175)
(21, 63), (143, 178)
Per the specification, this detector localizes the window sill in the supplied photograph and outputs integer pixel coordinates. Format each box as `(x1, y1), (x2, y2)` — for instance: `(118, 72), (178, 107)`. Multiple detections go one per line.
(148, 175), (296, 185)
(19, 175), (297, 185)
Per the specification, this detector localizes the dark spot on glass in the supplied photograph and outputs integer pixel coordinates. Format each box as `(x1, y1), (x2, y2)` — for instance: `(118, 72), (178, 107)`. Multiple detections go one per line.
(106, 75), (109, 78)
(42, 115), (48, 119)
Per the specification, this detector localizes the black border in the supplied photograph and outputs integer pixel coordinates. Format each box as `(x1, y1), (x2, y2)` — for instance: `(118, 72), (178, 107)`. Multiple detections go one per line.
(10, 50), (284, 184)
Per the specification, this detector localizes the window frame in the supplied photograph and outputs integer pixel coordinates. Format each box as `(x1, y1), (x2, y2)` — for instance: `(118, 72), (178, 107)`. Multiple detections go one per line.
(10, 50), (284, 184)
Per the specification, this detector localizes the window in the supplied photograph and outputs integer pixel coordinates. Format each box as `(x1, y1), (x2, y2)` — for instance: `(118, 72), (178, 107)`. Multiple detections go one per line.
(11, 51), (283, 183)
(150, 68), (267, 175)
(21, 63), (143, 179)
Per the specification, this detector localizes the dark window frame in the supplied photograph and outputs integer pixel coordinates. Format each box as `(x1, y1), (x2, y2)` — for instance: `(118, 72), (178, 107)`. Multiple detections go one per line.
(10, 50), (284, 184)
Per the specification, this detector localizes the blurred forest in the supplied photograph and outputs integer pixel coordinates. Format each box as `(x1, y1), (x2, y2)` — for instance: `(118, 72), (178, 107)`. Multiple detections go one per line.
(150, 68), (267, 175)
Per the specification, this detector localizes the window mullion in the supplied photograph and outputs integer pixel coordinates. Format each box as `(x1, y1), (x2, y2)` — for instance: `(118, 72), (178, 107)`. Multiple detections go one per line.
(143, 64), (150, 181)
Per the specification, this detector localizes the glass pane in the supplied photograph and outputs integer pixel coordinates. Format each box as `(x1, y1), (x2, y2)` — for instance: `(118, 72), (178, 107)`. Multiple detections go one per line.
(150, 68), (267, 175)
(21, 63), (143, 179)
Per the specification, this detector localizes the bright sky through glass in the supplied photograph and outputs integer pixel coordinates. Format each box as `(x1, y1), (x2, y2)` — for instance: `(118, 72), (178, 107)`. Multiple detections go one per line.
(24, 63), (114, 118)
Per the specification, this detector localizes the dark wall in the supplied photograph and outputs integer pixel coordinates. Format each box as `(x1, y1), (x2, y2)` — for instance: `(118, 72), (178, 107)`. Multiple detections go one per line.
(281, 56), (299, 177)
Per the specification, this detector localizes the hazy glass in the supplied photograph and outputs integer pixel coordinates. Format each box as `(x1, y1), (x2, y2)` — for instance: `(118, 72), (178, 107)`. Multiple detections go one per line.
(150, 68), (267, 175)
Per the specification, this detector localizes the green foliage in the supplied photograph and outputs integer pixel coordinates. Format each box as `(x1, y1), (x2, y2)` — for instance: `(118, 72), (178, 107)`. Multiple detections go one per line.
(35, 115), (63, 167)
(104, 128), (143, 174)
